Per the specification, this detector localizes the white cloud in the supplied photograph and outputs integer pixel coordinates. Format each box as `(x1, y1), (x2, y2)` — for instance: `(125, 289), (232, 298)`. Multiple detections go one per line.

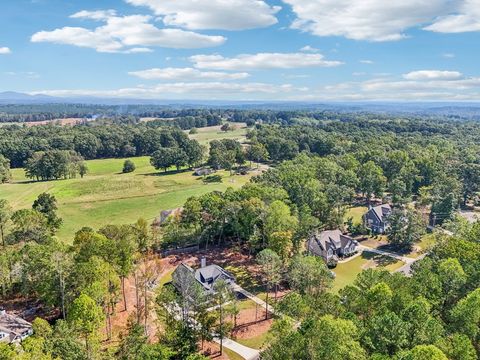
(312, 70), (480, 100)
(30, 81), (306, 99)
(128, 67), (250, 80)
(31, 11), (225, 52)
(360, 60), (374, 64)
(0, 47), (11, 54)
(3, 71), (39, 78)
(442, 53), (455, 58)
(190, 52), (343, 70)
(282, 0), (480, 41)
(403, 70), (463, 81)
(300, 45), (319, 52)
(282, 0), (451, 41)
(71, 9), (118, 20)
(361, 77), (480, 93)
(125, 0), (280, 30)
(424, 0), (480, 33)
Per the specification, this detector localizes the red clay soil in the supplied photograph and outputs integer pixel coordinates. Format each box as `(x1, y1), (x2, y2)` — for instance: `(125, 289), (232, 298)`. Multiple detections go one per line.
(1, 296), (59, 323)
(108, 246), (270, 342)
(108, 254), (166, 343)
(231, 306), (273, 340)
(201, 341), (231, 360)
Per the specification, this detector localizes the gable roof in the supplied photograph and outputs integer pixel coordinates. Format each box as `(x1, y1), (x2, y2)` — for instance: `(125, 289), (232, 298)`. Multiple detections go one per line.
(195, 265), (235, 291)
(308, 229), (358, 256)
(172, 263), (235, 293)
(368, 204), (392, 222)
(0, 311), (32, 343)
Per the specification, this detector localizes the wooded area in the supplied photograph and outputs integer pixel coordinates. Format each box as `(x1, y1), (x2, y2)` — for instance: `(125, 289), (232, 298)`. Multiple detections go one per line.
(1, 109), (480, 360)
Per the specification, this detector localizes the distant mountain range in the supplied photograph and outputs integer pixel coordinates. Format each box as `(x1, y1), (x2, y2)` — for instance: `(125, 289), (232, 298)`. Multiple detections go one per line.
(1, 91), (480, 117)
(0, 91), (57, 103)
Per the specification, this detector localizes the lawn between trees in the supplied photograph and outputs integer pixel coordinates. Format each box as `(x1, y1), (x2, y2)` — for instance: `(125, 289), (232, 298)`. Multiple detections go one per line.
(0, 124), (251, 241)
(0, 157), (253, 242)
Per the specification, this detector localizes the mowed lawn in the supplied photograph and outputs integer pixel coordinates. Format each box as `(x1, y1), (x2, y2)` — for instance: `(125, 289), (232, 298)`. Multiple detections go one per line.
(188, 123), (249, 145)
(345, 205), (368, 225)
(331, 251), (405, 293)
(0, 157), (253, 242)
(0, 124), (252, 242)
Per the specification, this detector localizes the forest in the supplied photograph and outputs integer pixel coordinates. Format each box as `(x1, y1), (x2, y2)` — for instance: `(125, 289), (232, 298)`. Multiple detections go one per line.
(1, 110), (480, 360)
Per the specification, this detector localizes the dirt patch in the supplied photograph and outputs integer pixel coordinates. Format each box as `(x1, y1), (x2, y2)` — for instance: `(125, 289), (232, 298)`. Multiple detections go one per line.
(1, 296), (59, 323)
(360, 252), (400, 270)
(108, 247), (262, 343)
(231, 306), (272, 341)
(358, 236), (389, 249)
(24, 118), (89, 127)
(201, 341), (232, 360)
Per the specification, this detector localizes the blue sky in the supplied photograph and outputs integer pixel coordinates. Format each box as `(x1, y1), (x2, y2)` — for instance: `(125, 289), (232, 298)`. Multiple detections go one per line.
(0, 0), (479, 101)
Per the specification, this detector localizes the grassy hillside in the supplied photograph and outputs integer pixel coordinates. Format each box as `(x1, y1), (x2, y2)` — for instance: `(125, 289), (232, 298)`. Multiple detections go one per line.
(188, 123), (248, 145)
(0, 124), (251, 242)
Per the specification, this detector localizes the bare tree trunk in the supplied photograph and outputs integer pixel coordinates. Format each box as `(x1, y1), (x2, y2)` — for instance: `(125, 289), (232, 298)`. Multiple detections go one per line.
(85, 335), (90, 358)
(134, 271), (141, 324)
(122, 277), (127, 311)
(144, 281), (148, 336)
(219, 303), (223, 355)
(265, 284), (269, 320)
(108, 308), (112, 339)
(60, 273), (66, 319)
(1, 225), (4, 247)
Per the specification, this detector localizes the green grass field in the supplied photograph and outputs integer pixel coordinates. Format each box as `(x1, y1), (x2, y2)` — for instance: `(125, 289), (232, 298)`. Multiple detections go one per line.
(345, 206), (368, 225)
(0, 124), (252, 241)
(331, 251), (404, 293)
(1, 158), (253, 241)
(224, 348), (245, 360)
(236, 332), (269, 350)
(188, 123), (249, 145)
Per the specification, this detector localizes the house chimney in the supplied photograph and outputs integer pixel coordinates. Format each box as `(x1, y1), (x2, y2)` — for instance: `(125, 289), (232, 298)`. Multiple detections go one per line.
(201, 257), (207, 268)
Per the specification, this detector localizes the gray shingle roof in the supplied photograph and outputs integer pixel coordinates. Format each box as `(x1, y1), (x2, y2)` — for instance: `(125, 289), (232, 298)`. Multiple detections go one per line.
(172, 263), (235, 293)
(0, 311), (32, 343)
(370, 204), (392, 222)
(308, 229), (358, 256)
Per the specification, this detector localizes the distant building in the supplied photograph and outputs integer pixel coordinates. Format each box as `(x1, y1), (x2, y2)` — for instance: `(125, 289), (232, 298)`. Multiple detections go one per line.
(307, 229), (359, 265)
(363, 204), (392, 233)
(193, 167), (215, 177)
(0, 309), (33, 344)
(172, 258), (235, 295)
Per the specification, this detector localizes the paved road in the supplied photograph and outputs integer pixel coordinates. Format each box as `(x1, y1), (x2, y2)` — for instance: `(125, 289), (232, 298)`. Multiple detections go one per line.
(232, 284), (276, 315)
(136, 280), (260, 360)
(357, 245), (417, 264)
(360, 225), (454, 276)
(165, 293), (260, 360)
(426, 225), (453, 236)
(395, 254), (427, 276)
(213, 337), (259, 360)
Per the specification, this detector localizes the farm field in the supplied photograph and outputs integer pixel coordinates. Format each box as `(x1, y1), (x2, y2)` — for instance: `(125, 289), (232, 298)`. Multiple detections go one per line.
(188, 123), (249, 145)
(0, 124), (252, 241)
(0, 158), (254, 241)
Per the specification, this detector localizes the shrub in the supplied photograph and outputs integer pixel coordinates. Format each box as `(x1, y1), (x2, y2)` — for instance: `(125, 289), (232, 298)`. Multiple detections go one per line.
(122, 160), (136, 173)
